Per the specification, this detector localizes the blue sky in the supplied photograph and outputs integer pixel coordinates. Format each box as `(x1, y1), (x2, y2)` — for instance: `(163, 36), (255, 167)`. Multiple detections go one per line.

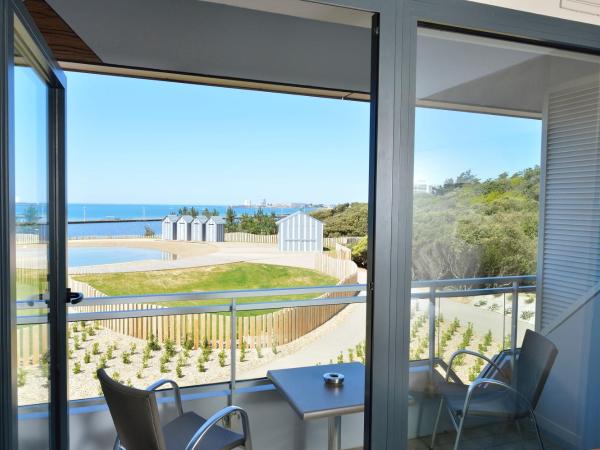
(65, 71), (370, 205)
(17, 70), (542, 204)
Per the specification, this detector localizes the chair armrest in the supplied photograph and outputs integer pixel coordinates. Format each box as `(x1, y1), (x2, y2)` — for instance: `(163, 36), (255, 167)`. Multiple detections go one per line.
(185, 405), (253, 450)
(146, 379), (183, 417)
(462, 377), (534, 419)
(446, 349), (509, 382)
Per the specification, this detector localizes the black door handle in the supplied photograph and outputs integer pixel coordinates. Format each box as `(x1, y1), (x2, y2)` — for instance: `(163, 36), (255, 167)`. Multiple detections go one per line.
(66, 288), (84, 305)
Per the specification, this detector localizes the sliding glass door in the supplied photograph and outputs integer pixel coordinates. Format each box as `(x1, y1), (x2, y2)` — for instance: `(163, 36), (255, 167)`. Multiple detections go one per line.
(1, 2), (67, 449)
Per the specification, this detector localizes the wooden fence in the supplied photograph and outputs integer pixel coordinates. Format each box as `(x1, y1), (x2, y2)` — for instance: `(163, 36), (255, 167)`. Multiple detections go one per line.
(224, 232), (277, 244)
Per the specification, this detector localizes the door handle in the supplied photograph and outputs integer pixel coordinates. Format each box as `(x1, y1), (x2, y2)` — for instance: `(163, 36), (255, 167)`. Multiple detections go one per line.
(66, 288), (84, 305)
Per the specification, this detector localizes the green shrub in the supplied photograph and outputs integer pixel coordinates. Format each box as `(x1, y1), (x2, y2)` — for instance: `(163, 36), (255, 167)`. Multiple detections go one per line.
(256, 346), (263, 359)
(83, 351), (91, 364)
(98, 356), (107, 370)
(347, 348), (355, 362)
(160, 352), (170, 365)
(272, 338), (279, 355)
(160, 362), (168, 374)
(136, 369), (143, 379)
(86, 326), (95, 336)
(176, 364), (184, 379)
(218, 350), (226, 367)
(73, 335), (80, 350)
(183, 334), (194, 351)
(240, 339), (247, 362)
(92, 342), (100, 355)
(197, 356), (207, 373)
(337, 352), (344, 364)
(17, 368), (27, 387)
(73, 362), (82, 374)
(121, 351), (131, 365)
(81, 331), (88, 342)
(112, 371), (120, 382)
(350, 236), (368, 268)
(106, 346), (114, 360)
(164, 339), (176, 358)
(130, 343), (137, 354)
(147, 334), (161, 351)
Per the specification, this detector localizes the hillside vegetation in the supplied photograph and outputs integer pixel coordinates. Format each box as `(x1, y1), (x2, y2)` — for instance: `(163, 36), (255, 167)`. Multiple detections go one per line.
(313, 167), (540, 280)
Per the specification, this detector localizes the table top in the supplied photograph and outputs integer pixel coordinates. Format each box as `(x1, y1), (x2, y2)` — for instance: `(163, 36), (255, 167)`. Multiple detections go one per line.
(267, 362), (365, 420)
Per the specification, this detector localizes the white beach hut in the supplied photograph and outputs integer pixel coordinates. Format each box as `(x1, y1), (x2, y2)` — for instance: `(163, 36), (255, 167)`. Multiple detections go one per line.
(176, 215), (193, 241)
(161, 215), (179, 240)
(206, 216), (225, 242)
(191, 215), (208, 241)
(277, 211), (323, 252)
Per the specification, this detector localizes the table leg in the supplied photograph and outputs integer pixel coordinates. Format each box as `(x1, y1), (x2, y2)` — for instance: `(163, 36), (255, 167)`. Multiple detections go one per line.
(328, 415), (341, 450)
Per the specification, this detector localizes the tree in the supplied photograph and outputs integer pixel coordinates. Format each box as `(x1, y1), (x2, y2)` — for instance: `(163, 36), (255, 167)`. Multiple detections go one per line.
(178, 206), (199, 218)
(225, 206), (237, 232)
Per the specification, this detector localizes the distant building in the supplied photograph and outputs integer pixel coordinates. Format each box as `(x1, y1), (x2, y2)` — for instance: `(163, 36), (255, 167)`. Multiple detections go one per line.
(277, 211), (323, 252)
(414, 180), (432, 194)
(161, 215), (179, 240)
(176, 215), (193, 241)
(206, 216), (225, 242)
(191, 215), (208, 241)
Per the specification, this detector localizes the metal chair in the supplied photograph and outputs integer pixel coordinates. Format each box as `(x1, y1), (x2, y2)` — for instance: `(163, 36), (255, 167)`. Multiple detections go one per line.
(430, 329), (558, 450)
(98, 369), (253, 450)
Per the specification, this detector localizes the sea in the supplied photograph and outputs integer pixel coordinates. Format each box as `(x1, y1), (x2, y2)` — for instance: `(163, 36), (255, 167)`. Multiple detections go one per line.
(16, 203), (314, 238)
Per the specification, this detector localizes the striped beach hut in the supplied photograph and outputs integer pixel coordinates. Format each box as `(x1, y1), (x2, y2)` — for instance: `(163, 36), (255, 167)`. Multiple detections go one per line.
(176, 215), (193, 241)
(277, 211), (323, 252)
(206, 216), (225, 242)
(161, 215), (179, 240)
(191, 215), (208, 241)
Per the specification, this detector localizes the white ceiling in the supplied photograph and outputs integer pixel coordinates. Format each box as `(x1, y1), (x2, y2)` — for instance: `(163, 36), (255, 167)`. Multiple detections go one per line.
(201, 0), (372, 27)
(469, 0), (600, 25)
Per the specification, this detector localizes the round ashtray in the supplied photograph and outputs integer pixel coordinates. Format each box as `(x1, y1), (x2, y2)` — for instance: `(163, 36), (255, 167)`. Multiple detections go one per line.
(323, 372), (345, 386)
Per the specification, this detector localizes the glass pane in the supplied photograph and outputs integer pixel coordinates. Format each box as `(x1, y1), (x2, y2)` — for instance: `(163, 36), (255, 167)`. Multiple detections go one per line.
(409, 28), (553, 448)
(14, 25), (51, 450)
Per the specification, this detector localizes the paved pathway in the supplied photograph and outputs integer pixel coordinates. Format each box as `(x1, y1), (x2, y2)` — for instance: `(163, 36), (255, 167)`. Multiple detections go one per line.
(239, 269), (368, 379)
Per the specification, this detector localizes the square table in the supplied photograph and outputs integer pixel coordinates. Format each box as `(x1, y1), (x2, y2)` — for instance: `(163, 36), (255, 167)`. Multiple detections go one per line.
(267, 362), (365, 450)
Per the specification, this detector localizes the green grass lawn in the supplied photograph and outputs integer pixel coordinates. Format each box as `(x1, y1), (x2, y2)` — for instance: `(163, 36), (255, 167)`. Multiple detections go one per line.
(73, 263), (339, 316)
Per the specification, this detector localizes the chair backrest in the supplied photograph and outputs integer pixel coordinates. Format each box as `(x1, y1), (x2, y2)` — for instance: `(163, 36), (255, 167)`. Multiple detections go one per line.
(98, 369), (166, 450)
(514, 329), (558, 409)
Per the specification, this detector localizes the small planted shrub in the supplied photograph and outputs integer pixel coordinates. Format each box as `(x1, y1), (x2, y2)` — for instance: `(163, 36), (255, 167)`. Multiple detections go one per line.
(136, 369), (143, 379)
(239, 339), (247, 362)
(121, 351), (131, 365)
(347, 348), (355, 362)
(521, 311), (535, 321)
(197, 356), (207, 373)
(176, 365), (184, 379)
(218, 350), (226, 367)
(164, 339), (176, 358)
(160, 362), (168, 374)
(202, 338), (212, 361)
(256, 346), (263, 359)
(183, 333), (194, 351)
(272, 338), (279, 355)
(81, 331), (88, 342)
(83, 351), (91, 364)
(92, 342), (100, 355)
(142, 355), (149, 369)
(126, 379), (133, 387)
(160, 352), (170, 365)
(183, 348), (190, 359)
(106, 346), (114, 360)
(86, 326), (95, 336)
(73, 335), (81, 350)
(72, 323), (79, 333)
(112, 341), (119, 350)
(39, 351), (50, 378)
(130, 342), (137, 354)
(337, 352), (344, 364)
(73, 362), (82, 374)
(17, 368), (27, 387)
(112, 371), (121, 383)
(147, 334), (161, 352)
(143, 346), (152, 360)
(94, 320), (101, 330)
(68, 348), (74, 360)
(98, 356), (107, 370)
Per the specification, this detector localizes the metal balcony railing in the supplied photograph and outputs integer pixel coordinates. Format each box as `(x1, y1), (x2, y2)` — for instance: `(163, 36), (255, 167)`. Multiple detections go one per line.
(16, 275), (535, 399)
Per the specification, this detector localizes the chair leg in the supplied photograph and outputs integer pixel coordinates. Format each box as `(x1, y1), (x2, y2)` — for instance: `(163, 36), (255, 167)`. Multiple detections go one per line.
(453, 415), (466, 450)
(430, 397), (445, 449)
